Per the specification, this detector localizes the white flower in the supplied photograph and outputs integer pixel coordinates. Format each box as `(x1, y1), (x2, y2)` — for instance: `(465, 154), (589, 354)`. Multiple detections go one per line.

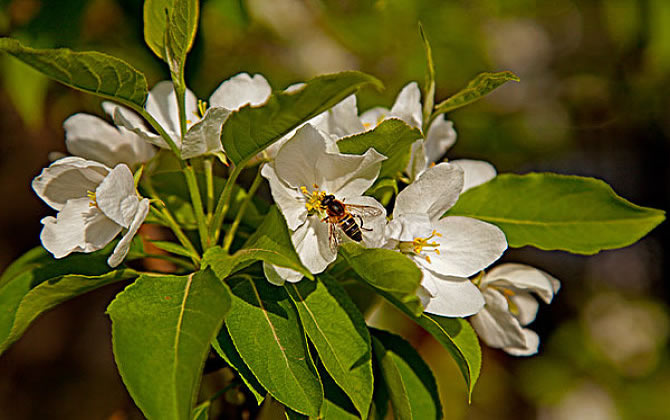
(31, 156), (150, 267)
(470, 263), (560, 356)
(63, 103), (156, 168)
(360, 82), (457, 180)
(113, 73), (272, 159)
(386, 162), (507, 317)
(261, 123), (387, 285)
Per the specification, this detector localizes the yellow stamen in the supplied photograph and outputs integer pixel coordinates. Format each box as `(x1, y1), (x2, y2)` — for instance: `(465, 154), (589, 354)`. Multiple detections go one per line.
(87, 190), (97, 207)
(398, 229), (442, 263)
(301, 186), (327, 214)
(197, 99), (208, 118)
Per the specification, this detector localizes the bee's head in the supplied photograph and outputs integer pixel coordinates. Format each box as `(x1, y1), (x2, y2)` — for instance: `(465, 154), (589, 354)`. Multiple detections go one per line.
(321, 195), (335, 206)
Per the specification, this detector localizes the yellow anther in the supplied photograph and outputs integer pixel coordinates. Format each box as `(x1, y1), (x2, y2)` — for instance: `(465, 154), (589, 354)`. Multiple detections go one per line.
(399, 229), (442, 262)
(301, 186), (327, 214)
(87, 190), (97, 207)
(363, 122), (371, 129)
(186, 119), (192, 125)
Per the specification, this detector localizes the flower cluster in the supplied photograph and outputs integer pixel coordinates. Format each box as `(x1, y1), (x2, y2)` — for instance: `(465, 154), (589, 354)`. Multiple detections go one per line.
(32, 74), (560, 356)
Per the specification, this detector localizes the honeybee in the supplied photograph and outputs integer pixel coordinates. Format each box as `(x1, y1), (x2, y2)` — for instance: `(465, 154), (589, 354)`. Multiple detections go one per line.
(321, 194), (383, 252)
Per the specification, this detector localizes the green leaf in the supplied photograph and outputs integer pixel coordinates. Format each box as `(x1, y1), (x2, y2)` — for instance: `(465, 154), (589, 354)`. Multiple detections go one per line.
(224, 275), (323, 416)
(222, 71), (382, 165)
(447, 173), (666, 254)
(286, 275), (373, 417)
(414, 315), (481, 401)
(149, 240), (200, 259)
(192, 401), (210, 420)
(337, 119), (422, 180)
(0, 243), (139, 355)
(319, 365), (361, 420)
(212, 327), (266, 404)
(339, 243), (423, 316)
(371, 329), (442, 420)
(419, 23), (435, 129)
(164, 0), (199, 78)
(107, 270), (232, 420)
(203, 206), (312, 280)
(0, 38), (148, 107)
(0, 267), (137, 355)
(433, 71), (519, 115)
(144, 0), (173, 59)
(2, 53), (48, 128)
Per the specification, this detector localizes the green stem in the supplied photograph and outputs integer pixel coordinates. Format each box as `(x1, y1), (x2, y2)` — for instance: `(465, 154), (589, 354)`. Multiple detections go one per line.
(222, 165), (264, 252)
(204, 158), (215, 216)
(142, 253), (196, 270)
(182, 163), (210, 250)
(209, 163), (244, 245)
(126, 103), (182, 159)
(148, 204), (201, 267)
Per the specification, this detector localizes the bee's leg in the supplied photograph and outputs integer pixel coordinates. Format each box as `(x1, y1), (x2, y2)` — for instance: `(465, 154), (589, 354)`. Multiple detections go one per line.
(356, 215), (372, 231)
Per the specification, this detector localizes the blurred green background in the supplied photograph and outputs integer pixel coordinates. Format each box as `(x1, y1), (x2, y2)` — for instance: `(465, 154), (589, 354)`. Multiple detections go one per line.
(0, 0), (668, 419)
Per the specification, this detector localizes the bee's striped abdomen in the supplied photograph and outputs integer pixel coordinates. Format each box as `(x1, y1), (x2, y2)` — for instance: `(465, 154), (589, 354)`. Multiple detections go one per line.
(339, 214), (363, 242)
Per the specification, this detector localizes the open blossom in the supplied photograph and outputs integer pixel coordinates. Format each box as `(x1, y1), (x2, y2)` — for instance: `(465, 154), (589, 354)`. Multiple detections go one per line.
(470, 263), (560, 356)
(63, 103), (156, 168)
(261, 124), (386, 285)
(360, 82), (457, 180)
(32, 157), (149, 267)
(113, 73), (271, 159)
(386, 162), (507, 317)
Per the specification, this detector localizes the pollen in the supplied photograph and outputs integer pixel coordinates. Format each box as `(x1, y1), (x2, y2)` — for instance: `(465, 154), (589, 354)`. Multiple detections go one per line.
(87, 190), (97, 207)
(300, 186), (327, 214)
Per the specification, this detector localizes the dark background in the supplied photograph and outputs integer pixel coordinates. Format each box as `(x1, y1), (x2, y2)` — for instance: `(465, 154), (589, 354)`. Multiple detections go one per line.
(0, 0), (668, 419)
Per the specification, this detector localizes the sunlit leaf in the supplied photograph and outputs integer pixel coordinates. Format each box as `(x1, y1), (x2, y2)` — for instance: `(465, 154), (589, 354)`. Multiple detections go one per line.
(164, 0), (199, 78)
(433, 71), (519, 115)
(339, 243), (423, 316)
(224, 275), (323, 416)
(222, 71), (382, 165)
(447, 173), (666, 254)
(107, 270), (232, 420)
(0, 38), (147, 107)
(337, 118), (422, 180)
(286, 275), (372, 417)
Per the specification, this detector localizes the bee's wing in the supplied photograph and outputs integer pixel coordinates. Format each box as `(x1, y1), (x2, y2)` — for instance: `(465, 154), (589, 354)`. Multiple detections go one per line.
(344, 204), (383, 218)
(328, 223), (340, 253)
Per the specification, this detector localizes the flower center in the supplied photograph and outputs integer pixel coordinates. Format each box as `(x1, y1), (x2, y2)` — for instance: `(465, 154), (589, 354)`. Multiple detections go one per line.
(87, 190), (97, 207)
(197, 99), (208, 118)
(300, 184), (327, 215)
(362, 113), (387, 130)
(398, 230), (442, 263)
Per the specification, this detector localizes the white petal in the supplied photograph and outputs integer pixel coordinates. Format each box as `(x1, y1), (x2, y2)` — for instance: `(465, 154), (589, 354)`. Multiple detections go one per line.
(360, 106), (388, 130)
(504, 329), (540, 356)
(145, 81), (198, 136)
(405, 139), (428, 182)
(318, 147), (386, 198)
(510, 291), (540, 326)
(95, 164), (138, 228)
(112, 105), (174, 149)
(263, 263), (304, 286)
(421, 271), (485, 317)
(275, 124), (329, 189)
(417, 216), (507, 277)
(209, 72), (272, 110)
(284, 82), (305, 93)
(102, 101), (145, 128)
(390, 82), (423, 129)
(32, 157), (110, 211)
(393, 162), (464, 220)
(388, 213), (433, 242)
(260, 164), (307, 231)
(181, 107), (231, 159)
(40, 198), (121, 258)
(483, 263), (558, 303)
(292, 216), (337, 274)
(108, 198), (149, 267)
(469, 289), (527, 349)
(451, 159), (497, 193)
(342, 195), (387, 248)
(424, 116), (456, 163)
(312, 95), (365, 137)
